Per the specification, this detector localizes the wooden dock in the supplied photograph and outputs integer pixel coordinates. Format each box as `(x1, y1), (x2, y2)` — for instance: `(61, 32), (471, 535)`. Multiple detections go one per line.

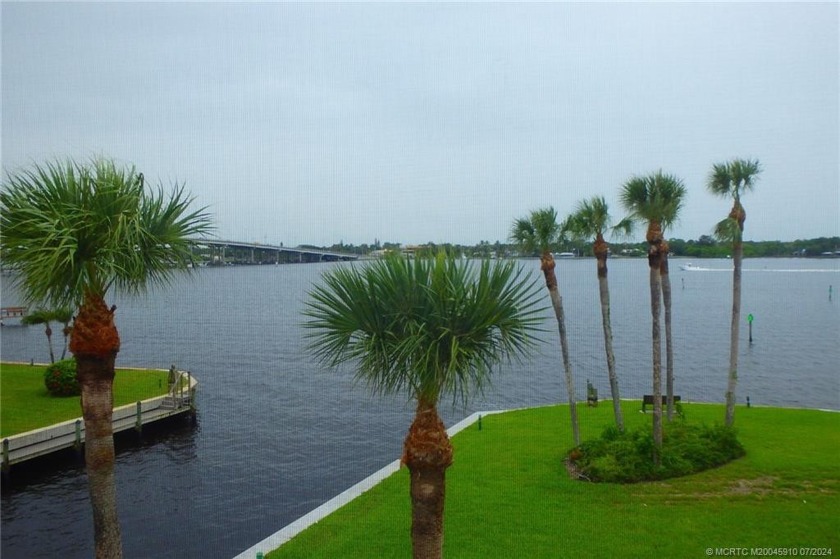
(2, 370), (198, 472)
(1, 306), (28, 323)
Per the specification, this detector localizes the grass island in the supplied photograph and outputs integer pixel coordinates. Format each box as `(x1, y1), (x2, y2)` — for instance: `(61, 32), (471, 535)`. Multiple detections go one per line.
(1, 361), (170, 438)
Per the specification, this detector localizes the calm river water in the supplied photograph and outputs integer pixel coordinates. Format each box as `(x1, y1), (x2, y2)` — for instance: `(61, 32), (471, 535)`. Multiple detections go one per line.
(1, 257), (838, 558)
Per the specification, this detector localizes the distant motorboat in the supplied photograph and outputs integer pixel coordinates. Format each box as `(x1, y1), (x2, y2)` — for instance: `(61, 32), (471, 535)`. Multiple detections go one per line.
(680, 262), (703, 271)
(556, 252), (575, 259)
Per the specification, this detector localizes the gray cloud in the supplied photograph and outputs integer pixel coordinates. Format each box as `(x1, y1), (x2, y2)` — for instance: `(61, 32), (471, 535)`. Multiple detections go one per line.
(2, 2), (837, 245)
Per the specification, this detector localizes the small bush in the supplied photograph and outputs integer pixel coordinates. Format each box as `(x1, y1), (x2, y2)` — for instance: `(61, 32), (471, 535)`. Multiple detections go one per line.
(569, 422), (745, 483)
(44, 358), (79, 396)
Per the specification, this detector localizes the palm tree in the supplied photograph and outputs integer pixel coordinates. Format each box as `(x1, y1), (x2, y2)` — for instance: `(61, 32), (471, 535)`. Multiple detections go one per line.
(563, 196), (630, 432)
(21, 309), (58, 363)
(304, 253), (543, 559)
(511, 207), (580, 445)
(707, 158), (762, 427)
(20, 306), (74, 363)
(1, 158), (211, 559)
(620, 171), (686, 453)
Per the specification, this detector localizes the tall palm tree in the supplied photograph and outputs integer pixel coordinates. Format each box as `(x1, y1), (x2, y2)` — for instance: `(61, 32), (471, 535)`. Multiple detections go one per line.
(304, 253), (543, 559)
(563, 196), (630, 432)
(620, 171), (686, 453)
(511, 207), (580, 445)
(707, 158), (762, 427)
(21, 308), (58, 363)
(1, 158), (211, 559)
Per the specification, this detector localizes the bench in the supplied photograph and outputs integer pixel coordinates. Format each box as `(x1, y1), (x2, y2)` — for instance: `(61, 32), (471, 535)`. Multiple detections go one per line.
(641, 394), (681, 413)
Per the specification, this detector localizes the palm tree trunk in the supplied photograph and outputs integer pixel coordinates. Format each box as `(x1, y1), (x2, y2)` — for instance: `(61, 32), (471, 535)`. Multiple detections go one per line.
(402, 400), (453, 559)
(725, 204), (746, 427)
(541, 251), (580, 446)
(69, 294), (123, 559)
(647, 225), (664, 460)
(595, 237), (623, 432)
(61, 324), (71, 361)
(660, 245), (675, 421)
(77, 354), (121, 559)
(44, 323), (56, 364)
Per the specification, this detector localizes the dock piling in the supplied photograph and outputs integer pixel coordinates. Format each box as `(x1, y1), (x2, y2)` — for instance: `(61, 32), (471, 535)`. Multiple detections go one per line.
(135, 401), (143, 434)
(74, 419), (83, 453)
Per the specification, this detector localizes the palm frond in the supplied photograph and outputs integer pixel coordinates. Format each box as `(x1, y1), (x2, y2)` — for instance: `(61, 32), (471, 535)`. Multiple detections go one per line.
(20, 309), (53, 327)
(303, 252), (545, 407)
(1, 158), (213, 307)
(565, 196), (610, 241)
(620, 171), (686, 233)
(707, 163), (734, 197)
(611, 217), (635, 240)
(510, 207), (559, 254)
(713, 217), (741, 243)
(707, 158), (762, 199)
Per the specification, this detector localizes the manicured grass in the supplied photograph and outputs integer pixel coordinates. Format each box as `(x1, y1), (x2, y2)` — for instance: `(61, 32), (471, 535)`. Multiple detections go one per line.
(268, 402), (840, 558)
(1, 362), (169, 437)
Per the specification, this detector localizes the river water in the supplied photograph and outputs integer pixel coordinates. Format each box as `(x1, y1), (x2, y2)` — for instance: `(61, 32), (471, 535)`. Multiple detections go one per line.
(1, 257), (838, 558)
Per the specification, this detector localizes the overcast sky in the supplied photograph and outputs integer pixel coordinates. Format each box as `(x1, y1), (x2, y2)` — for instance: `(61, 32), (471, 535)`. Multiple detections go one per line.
(2, 2), (837, 246)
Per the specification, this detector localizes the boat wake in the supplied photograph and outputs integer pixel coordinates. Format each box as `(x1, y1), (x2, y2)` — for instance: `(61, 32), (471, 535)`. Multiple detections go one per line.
(745, 268), (840, 273)
(681, 265), (839, 273)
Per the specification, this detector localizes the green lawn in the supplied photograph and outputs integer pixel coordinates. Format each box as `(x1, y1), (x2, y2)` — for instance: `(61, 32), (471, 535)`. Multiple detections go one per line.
(269, 402), (840, 558)
(1, 362), (169, 437)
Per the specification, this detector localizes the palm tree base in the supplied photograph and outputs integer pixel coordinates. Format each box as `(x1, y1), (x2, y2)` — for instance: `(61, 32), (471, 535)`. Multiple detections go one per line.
(403, 405), (452, 559)
(402, 405), (453, 469)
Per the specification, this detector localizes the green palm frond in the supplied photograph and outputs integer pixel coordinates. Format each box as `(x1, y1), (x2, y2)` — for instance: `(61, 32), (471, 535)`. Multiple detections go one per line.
(612, 217), (635, 240)
(707, 158), (762, 199)
(1, 158), (213, 307)
(707, 163), (734, 197)
(20, 309), (53, 327)
(19, 307), (74, 326)
(565, 196), (610, 241)
(620, 170), (687, 232)
(52, 307), (74, 330)
(303, 252), (545, 406)
(731, 159), (761, 192)
(510, 217), (537, 254)
(510, 207), (560, 254)
(713, 217), (741, 243)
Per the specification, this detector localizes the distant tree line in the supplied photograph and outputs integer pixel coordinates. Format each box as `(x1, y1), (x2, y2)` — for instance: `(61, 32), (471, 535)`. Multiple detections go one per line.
(322, 236), (840, 259)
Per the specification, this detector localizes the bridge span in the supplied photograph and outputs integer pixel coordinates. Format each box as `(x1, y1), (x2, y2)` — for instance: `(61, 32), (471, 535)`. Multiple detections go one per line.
(188, 238), (359, 265)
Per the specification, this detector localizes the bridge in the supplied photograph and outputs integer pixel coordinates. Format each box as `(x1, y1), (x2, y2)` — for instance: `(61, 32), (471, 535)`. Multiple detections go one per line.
(188, 238), (359, 265)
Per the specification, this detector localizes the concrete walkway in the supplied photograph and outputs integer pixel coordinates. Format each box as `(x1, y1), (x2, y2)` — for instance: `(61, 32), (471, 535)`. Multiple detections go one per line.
(232, 409), (512, 559)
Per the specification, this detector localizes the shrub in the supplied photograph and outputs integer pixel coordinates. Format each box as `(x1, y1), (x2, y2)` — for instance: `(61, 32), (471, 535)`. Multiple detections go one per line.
(568, 422), (745, 483)
(44, 358), (79, 396)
